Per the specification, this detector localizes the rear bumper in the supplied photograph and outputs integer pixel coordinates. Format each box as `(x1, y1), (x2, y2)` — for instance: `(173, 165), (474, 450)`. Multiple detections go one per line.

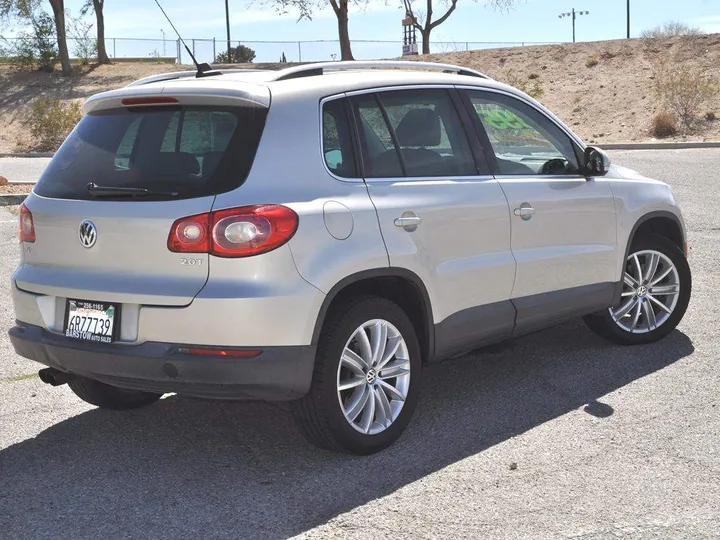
(9, 323), (316, 401)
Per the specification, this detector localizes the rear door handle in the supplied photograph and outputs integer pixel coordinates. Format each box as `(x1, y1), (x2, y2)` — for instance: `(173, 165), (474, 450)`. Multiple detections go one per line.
(394, 213), (422, 230)
(513, 204), (535, 221)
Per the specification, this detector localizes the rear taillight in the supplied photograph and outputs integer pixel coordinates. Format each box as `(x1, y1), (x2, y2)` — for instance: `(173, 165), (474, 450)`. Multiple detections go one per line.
(168, 205), (298, 258)
(19, 204), (35, 243)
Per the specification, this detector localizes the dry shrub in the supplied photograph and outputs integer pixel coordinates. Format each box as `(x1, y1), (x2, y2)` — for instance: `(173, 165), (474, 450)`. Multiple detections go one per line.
(501, 70), (545, 100)
(650, 112), (678, 138)
(706, 111), (717, 121)
(586, 55), (599, 68)
(653, 62), (718, 131)
(0, 175), (8, 186)
(25, 99), (83, 151)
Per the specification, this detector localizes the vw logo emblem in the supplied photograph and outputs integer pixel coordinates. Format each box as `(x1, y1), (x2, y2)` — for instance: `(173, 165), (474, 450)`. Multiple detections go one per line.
(79, 220), (97, 248)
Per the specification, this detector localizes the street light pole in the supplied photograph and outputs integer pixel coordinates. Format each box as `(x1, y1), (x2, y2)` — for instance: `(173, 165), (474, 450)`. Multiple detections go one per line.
(225, 0), (231, 61)
(627, 0), (630, 38)
(558, 8), (590, 43)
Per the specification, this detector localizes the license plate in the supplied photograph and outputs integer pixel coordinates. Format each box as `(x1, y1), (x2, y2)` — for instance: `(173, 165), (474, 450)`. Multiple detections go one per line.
(64, 300), (118, 343)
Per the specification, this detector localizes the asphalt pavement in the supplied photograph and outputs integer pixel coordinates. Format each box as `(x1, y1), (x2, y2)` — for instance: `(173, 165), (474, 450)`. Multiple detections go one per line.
(0, 157), (51, 183)
(0, 149), (718, 539)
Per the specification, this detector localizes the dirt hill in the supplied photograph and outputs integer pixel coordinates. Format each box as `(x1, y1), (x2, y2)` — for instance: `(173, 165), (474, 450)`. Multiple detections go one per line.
(1, 34), (719, 153)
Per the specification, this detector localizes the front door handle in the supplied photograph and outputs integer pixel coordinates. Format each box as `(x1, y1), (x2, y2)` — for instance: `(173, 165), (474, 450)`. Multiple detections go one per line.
(513, 203), (535, 221)
(394, 213), (422, 231)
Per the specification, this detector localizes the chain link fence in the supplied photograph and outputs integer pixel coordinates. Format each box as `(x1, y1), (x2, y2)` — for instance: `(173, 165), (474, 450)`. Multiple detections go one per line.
(1, 36), (559, 65)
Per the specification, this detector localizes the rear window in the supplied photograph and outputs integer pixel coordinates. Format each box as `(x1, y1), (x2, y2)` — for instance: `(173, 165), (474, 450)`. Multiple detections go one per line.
(34, 105), (268, 201)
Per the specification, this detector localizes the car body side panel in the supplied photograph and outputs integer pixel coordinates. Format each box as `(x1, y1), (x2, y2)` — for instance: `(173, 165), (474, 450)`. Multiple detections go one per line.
(605, 165), (686, 282)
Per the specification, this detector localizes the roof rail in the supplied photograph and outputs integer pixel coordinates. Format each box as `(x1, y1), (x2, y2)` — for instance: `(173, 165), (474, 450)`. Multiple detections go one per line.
(126, 69), (269, 87)
(273, 61), (489, 81)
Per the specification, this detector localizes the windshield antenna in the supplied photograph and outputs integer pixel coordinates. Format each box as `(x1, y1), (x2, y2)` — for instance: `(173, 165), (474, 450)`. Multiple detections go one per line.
(153, 0), (216, 77)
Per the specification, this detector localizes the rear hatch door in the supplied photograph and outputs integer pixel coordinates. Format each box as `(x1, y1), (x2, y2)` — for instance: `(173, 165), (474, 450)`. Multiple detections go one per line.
(17, 82), (269, 307)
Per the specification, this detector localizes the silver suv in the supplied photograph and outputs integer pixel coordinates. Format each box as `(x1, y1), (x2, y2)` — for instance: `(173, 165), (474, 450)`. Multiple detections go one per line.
(9, 61), (691, 454)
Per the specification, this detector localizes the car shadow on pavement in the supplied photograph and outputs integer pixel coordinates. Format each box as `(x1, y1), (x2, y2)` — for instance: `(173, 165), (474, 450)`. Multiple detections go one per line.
(0, 319), (694, 539)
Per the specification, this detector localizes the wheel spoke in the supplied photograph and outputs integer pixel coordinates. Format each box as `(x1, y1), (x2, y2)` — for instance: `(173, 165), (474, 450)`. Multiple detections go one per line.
(354, 328), (373, 368)
(649, 284), (679, 296)
(376, 334), (402, 371)
(378, 379), (406, 402)
(344, 385), (370, 422)
(613, 297), (638, 320)
(370, 320), (387, 367)
(632, 254), (643, 283)
(647, 294), (672, 314)
(643, 298), (657, 330)
(338, 376), (366, 392)
(342, 348), (368, 374)
(644, 252), (660, 284)
(629, 299), (642, 330)
(359, 387), (376, 434)
(649, 266), (674, 287)
(379, 359), (411, 380)
(373, 386), (392, 427)
(621, 291), (635, 297)
(624, 272), (639, 288)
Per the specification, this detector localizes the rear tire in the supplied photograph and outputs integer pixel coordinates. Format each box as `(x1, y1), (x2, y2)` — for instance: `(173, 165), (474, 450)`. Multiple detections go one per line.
(584, 234), (691, 345)
(68, 377), (163, 410)
(293, 295), (422, 454)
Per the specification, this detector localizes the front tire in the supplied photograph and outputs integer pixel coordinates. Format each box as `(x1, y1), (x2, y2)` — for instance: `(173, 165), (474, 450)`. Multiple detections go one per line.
(68, 377), (163, 410)
(293, 296), (422, 454)
(584, 234), (691, 345)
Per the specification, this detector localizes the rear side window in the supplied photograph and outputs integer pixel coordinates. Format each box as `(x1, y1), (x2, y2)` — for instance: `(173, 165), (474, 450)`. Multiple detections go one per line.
(322, 99), (357, 178)
(34, 105), (267, 201)
(351, 89), (479, 178)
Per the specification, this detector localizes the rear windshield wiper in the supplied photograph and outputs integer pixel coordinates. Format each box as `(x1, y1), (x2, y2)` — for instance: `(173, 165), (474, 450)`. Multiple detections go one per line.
(87, 182), (179, 198)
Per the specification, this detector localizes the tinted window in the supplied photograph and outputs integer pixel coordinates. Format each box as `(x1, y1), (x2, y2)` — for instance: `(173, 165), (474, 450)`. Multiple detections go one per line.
(467, 91), (579, 176)
(34, 105), (267, 201)
(322, 99), (357, 178)
(352, 89), (478, 178)
(353, 94), (403, 178)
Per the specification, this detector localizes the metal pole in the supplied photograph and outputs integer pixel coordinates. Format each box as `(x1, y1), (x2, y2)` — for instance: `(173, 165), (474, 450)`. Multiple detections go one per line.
(465, 41), (469, 51)
(213, 38), (216, 61)
(177, 39), (181, 64)
(626, 0), (630, 38)
(192, 39), (195, 58)
(572, 8), (576, 43)
(113, 38), (116, 58)
(298, 41), (302, 62)
(225, 0), (232, 60)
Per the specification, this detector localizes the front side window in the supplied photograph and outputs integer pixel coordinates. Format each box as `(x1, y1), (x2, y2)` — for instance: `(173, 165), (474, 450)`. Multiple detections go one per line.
(352, 89), (479, 178)
(466, 90), (580, 176)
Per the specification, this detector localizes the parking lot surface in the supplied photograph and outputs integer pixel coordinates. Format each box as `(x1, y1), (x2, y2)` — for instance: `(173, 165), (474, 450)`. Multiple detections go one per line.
(1, 149), (718, 539)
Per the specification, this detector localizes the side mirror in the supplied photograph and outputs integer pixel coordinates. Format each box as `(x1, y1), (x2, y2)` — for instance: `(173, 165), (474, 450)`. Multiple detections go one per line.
(582, 146), (611, 177)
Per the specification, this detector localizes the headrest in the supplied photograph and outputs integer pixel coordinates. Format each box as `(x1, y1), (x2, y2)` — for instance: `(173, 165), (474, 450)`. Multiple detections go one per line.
(394, 108), (441, 147)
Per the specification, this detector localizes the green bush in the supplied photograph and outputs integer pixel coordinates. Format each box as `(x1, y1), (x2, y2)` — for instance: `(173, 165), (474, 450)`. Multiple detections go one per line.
(26, 99), (83, 151)
(215, 44), (256, 64)
(10, 12), (58, 72)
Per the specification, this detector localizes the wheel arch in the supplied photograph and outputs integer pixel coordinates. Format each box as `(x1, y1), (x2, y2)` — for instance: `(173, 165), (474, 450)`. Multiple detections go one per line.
(614, 211), (686, 304)
(311, 268), (435, 364)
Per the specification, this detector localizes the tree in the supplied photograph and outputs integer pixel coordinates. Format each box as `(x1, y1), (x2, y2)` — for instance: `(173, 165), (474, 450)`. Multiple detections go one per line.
(401, 0), (520, 55)
(257, 0), (359, 61)
(215, 43), (256, 63)
(81, 0), (110, 64)
(1, 0), (72, 75)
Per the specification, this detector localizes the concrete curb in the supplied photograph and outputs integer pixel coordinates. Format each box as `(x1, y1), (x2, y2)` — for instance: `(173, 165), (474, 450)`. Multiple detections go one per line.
(600, 142), (720, 150)
(0, 152), (54, 158)
(0, 194), (29, 206)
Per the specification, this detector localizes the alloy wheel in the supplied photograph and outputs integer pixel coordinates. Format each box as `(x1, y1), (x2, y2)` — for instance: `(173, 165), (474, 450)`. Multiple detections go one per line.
(336, 319), (411, 435)
(610, 249), (681, 334)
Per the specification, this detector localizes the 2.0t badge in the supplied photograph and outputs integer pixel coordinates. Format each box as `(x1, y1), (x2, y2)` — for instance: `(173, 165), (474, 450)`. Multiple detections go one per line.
(79, 220), (97, 248)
